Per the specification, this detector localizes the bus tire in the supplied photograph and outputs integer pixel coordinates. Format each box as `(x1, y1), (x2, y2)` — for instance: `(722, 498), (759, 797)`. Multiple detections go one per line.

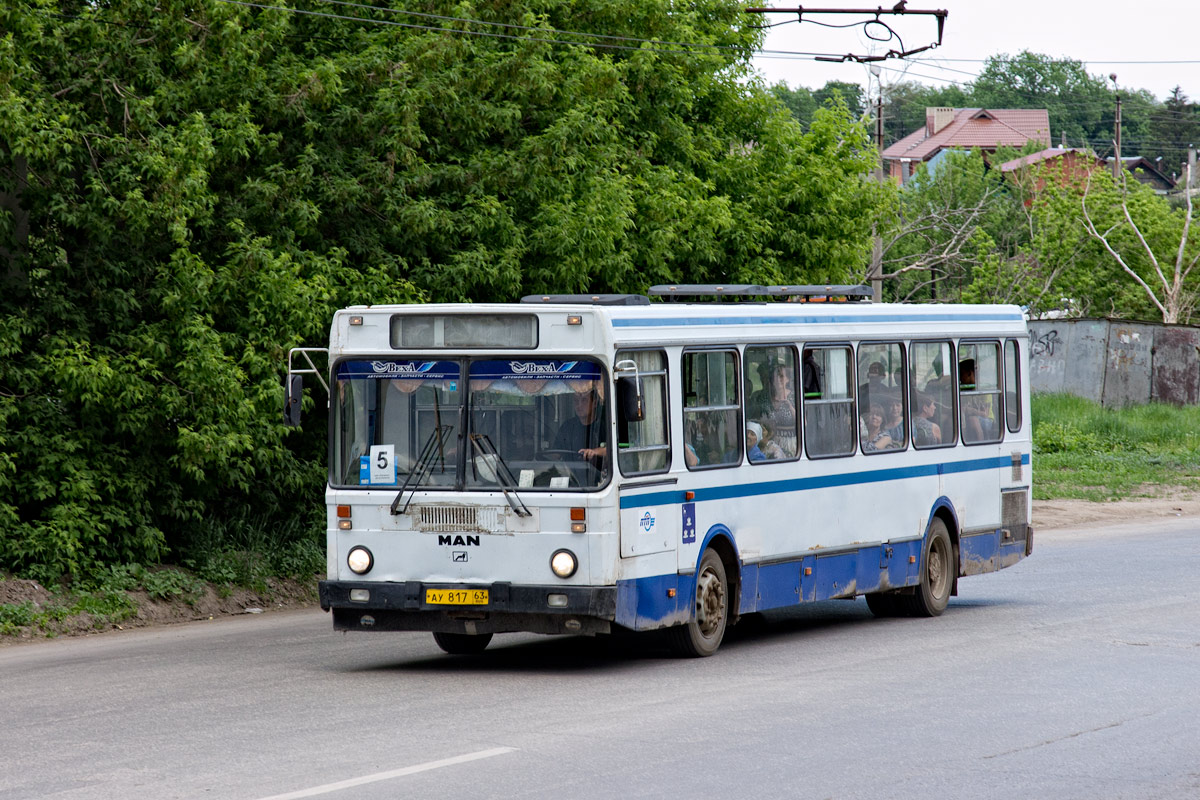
(903, 517), (953, 617)
(668, 548), (729, 658)
(433, 631), (493, 655)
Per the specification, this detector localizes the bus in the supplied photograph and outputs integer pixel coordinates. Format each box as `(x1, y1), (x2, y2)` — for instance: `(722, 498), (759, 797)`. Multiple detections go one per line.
(287, 286), (1033, 657)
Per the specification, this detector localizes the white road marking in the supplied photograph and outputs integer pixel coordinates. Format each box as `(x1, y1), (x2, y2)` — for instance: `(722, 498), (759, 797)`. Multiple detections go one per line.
(253, 746), (518, 800)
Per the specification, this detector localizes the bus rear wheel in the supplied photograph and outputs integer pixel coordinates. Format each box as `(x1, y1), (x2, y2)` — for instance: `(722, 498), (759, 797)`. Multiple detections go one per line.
(903, 517), (953, 617)
(668, 548), (729, 658)
(433, 631), (493, 655)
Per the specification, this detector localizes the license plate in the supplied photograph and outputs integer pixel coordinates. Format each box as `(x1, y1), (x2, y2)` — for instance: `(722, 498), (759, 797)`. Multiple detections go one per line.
(425, 588), (489, 606)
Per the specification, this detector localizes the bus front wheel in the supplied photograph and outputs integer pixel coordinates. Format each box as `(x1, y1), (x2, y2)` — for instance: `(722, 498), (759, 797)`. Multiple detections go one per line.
(433, 631), (493, 655)
(668, 548), (729, 658)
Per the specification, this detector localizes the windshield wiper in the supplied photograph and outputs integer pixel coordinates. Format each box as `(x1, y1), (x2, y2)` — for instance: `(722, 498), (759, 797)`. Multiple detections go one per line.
(390, 425), (454, 516)
(469, 433), (532, 518)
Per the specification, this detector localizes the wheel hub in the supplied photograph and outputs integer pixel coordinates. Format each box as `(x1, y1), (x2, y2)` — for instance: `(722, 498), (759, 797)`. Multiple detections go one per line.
(695, 567), (726, 637)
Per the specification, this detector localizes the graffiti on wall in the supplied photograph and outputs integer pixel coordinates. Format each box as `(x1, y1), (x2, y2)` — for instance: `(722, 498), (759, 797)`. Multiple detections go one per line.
(1029, 319), (1200, 407)
(1107, 328), (1149, 372)
(1031, 329), (1061, 357)
(1030, 328), (1065, 377)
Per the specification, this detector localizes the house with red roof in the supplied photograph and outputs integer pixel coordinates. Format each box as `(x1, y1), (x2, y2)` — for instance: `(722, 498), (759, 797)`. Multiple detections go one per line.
(997, 147), (1103, 203)
(997, 148), (1177, 204)
(881, 107), (1052, 183)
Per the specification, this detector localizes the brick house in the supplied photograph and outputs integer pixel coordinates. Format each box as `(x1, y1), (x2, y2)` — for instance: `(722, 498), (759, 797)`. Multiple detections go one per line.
(882, 107), (1051, 183)
(997, 147), (1103, 203)
(998, 149), (1177, 203)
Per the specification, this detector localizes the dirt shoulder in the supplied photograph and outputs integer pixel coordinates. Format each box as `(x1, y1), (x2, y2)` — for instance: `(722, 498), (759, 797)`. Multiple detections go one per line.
(4, 495), (1199, 644)
(0, 577), (316, 646)
(1031, 495), (1200, 530)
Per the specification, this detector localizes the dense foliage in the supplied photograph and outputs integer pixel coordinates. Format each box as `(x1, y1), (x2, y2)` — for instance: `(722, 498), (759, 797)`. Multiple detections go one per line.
(1, 0), (884, 579)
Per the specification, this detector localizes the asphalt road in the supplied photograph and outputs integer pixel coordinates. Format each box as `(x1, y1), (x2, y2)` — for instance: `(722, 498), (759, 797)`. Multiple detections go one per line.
(3, 517), (1198, 800)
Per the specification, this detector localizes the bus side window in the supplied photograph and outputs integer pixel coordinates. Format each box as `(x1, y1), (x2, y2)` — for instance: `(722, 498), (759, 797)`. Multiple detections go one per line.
(616, 350), (670, 475)
(803, 346), (855, 458)
(683, 350), (741, 469)
(1004, 340), (1021, 433)
(910, 341), (956, 449)
(960, 342), (1003, 445)
(744, 345), (799, 462)
(857, 342), (907, 452)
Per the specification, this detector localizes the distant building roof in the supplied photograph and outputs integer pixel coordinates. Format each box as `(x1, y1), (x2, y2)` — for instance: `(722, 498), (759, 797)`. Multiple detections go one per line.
(882, 108), (1052, 162)
(998, 147), (1098, 173)
(1106, 156), (1176, 190)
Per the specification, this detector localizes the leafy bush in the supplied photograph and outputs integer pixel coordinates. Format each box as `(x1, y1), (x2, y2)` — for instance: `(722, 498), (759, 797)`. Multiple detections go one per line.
(1, 0), (882, 583)
(0, 602), (37, 635)
(1033, 421), (1103, 454)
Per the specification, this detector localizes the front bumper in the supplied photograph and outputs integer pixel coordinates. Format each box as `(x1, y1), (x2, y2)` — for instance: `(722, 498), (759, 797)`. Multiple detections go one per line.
(319, 580), (618, 635)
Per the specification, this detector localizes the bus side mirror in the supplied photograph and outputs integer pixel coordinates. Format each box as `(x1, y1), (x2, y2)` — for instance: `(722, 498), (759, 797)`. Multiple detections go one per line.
(284, 374), (304, 426)
(618, 374), (644, 422)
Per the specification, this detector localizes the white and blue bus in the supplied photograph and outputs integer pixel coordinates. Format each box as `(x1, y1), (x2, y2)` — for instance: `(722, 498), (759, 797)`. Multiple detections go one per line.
(287, 286), (1032, 657)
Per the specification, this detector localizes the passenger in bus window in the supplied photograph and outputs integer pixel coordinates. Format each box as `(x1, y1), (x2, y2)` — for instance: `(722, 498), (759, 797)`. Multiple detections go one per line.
(959, 358), (977, 389)
(964, 394), (996, 442)
(912, 392), (943, 445)
(802, 352), (821, 397)
(858, 361), (887, 410)
(753, 421), (786, 461)
(684, 417), (706, 467)
(759, 365), (797, 457)
(958, 359), (992, 442)
(748, 362), (772, 416)
(861, 403), (894, 452)
(746, 421), (766, 462)
(883, 394), (905, 447)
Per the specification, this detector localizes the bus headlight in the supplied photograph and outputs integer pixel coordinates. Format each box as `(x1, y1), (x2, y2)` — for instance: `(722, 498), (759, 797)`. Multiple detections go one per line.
(550, 549), (578, 579)
(347, 546), (374, 575)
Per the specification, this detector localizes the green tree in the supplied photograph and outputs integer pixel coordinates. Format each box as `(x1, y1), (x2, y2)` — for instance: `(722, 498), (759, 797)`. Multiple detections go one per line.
(1, 0), (884, 579)
(878, 150), (1024, 303)
(769, 81), (817, 127)
(970, 52), (1114, 150)
(814, 80), (865, 119)
(1149, 87), (1200, 176)
(1080, 166), (1200, 323)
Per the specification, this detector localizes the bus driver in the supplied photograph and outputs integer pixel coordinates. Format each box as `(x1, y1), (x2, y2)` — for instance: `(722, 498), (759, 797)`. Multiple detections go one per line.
(553, 384), (608, 469)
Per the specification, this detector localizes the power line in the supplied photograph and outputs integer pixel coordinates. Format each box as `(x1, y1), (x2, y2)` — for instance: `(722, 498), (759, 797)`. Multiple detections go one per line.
(913, 57), (1200, 65)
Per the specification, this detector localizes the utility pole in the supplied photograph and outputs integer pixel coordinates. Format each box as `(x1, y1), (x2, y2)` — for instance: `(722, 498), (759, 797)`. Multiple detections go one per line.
(870, 67), (883, 303)
(1110, 74), (1122, 180)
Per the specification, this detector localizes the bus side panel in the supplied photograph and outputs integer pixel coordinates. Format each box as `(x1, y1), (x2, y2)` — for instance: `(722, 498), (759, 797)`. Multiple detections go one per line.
(753, 562), (801, 610)
(614, 573), (690, 630)
(960, 526), (1029, 575)
(619, 502), (676, 558)
(959, 528), (1000, 575)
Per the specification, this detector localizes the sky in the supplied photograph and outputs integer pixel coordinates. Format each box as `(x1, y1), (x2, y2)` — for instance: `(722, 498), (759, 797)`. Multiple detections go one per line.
(750, 0), (1200, 103)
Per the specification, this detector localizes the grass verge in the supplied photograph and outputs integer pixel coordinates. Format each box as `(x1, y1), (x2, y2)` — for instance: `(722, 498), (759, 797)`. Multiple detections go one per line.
(1032, 394), (1200, 500)
(1, 537), (323, 640)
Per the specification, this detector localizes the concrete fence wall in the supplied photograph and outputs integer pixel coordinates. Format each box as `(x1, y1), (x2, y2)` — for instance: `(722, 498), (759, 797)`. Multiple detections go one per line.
(1028, 319), (1200, 407)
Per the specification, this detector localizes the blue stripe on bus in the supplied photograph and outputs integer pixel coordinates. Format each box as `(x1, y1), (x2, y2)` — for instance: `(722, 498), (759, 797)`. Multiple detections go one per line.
(611, 312), (1025, 328)
(618, 453), (1030, 509)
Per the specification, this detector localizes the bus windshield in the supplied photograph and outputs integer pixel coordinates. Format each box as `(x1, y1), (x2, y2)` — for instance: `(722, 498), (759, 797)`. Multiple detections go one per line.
(333, 358), (609, 491)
